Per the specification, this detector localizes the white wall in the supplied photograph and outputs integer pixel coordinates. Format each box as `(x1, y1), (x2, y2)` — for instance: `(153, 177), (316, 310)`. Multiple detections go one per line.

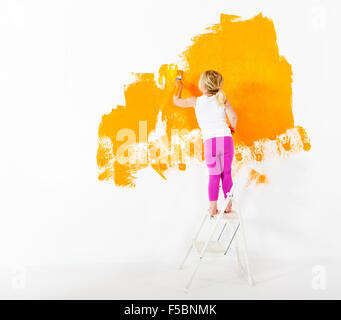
(0, 0), (340, 267)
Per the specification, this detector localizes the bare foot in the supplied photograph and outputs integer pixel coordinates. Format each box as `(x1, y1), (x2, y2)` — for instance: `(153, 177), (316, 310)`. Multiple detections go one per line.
(208, 208), (219, 217)
(224, 199), (232, 213)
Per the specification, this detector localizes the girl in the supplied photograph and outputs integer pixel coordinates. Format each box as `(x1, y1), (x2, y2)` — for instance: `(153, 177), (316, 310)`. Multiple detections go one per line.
(173, 70), (237, 217)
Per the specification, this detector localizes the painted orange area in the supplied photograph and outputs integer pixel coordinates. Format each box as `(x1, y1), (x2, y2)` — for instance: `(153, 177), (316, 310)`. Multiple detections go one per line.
(247, 169), (269, 186)
(97, 13), (311, 187)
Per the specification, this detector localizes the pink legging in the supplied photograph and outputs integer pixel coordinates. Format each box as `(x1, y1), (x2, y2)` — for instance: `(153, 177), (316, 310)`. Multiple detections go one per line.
(204, 135), (234, 201)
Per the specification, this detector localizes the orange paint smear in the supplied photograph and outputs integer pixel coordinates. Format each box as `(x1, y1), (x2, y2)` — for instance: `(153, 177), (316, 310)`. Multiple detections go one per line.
(247, 169), (269, 186)
(97, 13), (311, 187)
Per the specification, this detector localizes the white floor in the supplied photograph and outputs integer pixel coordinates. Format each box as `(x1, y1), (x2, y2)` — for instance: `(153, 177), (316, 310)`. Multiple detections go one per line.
(1, 254), (339, 299)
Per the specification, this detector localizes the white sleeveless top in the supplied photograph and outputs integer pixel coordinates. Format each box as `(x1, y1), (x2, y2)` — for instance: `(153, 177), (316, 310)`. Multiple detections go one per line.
(194, 94), (231, 143)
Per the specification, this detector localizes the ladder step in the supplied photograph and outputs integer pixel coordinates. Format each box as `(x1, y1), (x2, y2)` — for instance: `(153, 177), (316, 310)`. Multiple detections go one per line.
(194, 240), (225, 255)
(221, 210), (239, 221)
(209, 209), (239, 222)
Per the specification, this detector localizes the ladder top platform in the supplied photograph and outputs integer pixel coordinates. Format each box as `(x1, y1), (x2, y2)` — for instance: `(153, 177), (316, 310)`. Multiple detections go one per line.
(208, 209), (239, 221)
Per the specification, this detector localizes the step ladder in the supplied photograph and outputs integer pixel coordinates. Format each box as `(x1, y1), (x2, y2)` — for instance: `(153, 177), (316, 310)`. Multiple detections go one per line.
(179, 166), (254, 292)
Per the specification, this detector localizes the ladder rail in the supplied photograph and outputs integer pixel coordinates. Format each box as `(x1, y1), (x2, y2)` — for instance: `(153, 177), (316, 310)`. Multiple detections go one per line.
(179, 212), (208, 269)
(224, 222), (240, 255)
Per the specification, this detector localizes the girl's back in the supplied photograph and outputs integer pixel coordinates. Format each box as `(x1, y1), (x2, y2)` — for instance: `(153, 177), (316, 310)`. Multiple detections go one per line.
(195, 94), (231, 143)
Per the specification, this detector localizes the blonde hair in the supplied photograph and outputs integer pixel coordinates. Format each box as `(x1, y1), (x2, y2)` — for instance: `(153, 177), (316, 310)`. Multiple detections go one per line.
(199, 70), (226, 107)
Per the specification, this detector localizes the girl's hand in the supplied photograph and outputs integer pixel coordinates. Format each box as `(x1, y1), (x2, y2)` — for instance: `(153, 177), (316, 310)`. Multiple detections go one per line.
(229, 125), (235, 134)
(175, 79), (183, 87)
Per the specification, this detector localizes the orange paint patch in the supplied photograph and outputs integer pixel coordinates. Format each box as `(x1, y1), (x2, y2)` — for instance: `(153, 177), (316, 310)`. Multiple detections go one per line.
(246, 169), (269, 186)
(97, 13), (311, 187)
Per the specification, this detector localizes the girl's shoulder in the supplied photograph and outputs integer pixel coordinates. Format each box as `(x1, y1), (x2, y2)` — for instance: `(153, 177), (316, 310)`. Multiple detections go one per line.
(194, 95), (203, 108)
(196, 95), (205, 102)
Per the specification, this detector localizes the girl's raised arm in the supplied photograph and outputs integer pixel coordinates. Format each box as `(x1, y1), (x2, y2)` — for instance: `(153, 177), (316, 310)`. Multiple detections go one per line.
(173, 79), (196, 108)
(173, 96), (197, 108)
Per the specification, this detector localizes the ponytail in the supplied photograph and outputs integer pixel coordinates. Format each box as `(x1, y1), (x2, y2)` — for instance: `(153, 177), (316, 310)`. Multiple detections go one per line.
(215, 89), (226, 107)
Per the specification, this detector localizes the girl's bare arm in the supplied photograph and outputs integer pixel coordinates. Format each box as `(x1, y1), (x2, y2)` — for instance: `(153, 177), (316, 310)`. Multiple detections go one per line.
(173, 96), (197, 108)
(224, 98), (237, 129)
(173, 79), (197, 108)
